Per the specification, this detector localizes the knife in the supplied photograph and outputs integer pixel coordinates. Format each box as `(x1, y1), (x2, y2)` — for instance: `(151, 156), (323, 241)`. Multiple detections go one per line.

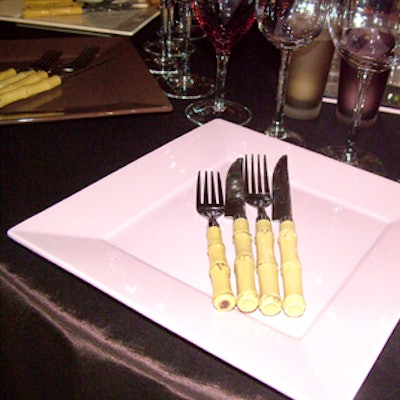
(272, 155), (306, 317)
(225, 158), (259, 313)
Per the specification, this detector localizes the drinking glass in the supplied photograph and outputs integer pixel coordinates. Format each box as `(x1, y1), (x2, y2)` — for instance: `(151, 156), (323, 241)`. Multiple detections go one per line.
(185, 0), (256, 126)
(157, 0), (215, 99)
(256, 0), (327, 144)
(143, 0), (178, 75)
(318, 0), (400, 175)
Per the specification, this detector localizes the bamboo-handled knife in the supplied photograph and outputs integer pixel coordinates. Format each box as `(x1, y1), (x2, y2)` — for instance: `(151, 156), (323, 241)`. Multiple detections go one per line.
(272, 155), (306, 317)
(225, 158), (259, 313)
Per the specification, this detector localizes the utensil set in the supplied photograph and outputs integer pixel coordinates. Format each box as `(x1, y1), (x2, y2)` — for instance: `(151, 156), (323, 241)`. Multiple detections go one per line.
(196, 154), (306, 318)
(0, 46), (99, 109)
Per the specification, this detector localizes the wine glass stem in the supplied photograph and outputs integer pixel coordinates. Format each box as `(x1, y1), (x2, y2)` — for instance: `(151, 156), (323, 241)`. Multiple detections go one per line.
(270, 49), (292, 136)
(214, 52), (229, 112)
(177, 0), (191, 79)
(346, 69), (372, 158)
(160, 1), (174, 62)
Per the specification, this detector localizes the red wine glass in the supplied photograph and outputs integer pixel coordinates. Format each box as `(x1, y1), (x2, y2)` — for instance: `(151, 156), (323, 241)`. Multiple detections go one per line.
(185, 0), (256, 126)
(318, 0), (400, 176)
(256, 0), (326, 145)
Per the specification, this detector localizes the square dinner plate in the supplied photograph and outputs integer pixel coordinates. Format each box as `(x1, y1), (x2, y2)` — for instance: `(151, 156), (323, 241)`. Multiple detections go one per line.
(8, 120), (400, 400)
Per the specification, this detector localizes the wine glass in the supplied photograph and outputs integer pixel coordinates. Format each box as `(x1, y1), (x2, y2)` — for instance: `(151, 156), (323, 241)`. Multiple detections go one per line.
(185, 0), (256, 126)
(143, 0), (178, 75)
(256, 0), (327, 144)
(157, 0), (215, 99)
(318, 0), (400, 175)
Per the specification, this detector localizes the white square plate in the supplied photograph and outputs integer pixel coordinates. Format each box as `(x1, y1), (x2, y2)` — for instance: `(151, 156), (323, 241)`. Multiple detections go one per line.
(8, 120), (400, 400)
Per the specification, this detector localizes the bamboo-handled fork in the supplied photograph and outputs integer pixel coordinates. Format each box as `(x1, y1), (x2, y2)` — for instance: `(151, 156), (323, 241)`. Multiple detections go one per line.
(0, 49), (62, 87)
(196, 171), (236, 312)
(244, 154), (282, 316)
(0, 46), (99, 108)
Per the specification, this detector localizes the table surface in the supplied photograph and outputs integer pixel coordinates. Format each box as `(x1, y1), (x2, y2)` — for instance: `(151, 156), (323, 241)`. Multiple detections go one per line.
(1, 18), (399, 400)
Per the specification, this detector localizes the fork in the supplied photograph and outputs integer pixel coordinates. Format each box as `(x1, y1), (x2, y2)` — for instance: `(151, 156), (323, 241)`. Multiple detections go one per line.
(244, 154), (282, 316)
(52, 45), (99, 74)
(0, 49), (62, 88)
(196, 171), (236, 312)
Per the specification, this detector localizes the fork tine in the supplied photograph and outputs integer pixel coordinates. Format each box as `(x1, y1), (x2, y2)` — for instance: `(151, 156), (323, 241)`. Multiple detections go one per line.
(31, 49), (62, 71)
(210, 172), (217, 205)
(217, 172), (223, 206)
(73, 46), (99, 69)
(257, 155), (262, 193)
(262, 154), (270, 195)
(196, 171), (201, 209)
(204, 171), (209, 206)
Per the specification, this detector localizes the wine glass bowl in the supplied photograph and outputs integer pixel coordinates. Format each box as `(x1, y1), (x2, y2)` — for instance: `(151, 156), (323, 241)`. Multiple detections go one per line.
(256, 0), (327, 144)
(185, 0), (256, 126)
(318, 0), (400, 175)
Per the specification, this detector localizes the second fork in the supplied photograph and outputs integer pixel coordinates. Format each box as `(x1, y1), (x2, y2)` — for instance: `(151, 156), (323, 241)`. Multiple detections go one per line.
(244, 155), (282, 316)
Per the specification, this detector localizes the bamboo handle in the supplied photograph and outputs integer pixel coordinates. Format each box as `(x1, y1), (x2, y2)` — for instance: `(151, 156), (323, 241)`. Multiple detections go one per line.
(278, 220), (306, 317)
(255, 219), (282, 316)
(0, 68), (17, 82)
(0, 75), (62, 108)
(207, 226), (236, 312)
(0, 70), (36, 90)
(22, 5), (83, 18)
(232, 217), (259, 313)
(0, 71), (49, 94)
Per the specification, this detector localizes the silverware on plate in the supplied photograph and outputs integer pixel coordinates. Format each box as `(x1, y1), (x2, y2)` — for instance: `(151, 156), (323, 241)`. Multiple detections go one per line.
(196, 171), (236, 312)
(0, 46), (99, 109)
(0, 49), (62, 86)
(225, 158), (259, 313)
(272, 155), (306, 317)
(244, 154), (282, 316)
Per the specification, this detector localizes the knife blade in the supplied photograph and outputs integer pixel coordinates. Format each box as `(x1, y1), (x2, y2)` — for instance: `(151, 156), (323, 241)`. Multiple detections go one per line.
(272, 155), (306, 317)
(225, 158), (259, 313)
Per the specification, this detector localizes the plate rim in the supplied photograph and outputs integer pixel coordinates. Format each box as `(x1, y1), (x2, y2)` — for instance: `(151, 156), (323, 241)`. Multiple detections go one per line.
(7, 119), (400, 400)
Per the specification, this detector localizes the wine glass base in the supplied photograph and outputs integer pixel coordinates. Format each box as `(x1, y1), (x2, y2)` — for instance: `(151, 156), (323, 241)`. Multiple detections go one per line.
(157, 75), (215, 100)
(318, 145), (387, 176)
(185, 99), (252, 126)
(143, 39), (195, 58)
(145, 57), (178, 75)
(263, 126), (305, 146)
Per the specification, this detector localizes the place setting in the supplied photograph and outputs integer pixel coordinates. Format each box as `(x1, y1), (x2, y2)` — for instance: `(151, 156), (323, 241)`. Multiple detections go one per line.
(0, 35), (172, 124)
(7, 117), (400, 400)
(2, 1), (400, 399)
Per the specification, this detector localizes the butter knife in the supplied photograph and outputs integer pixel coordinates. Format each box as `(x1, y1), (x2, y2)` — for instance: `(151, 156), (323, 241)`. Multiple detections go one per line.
(272, 155), (306, 317)
(225, 158), (259, 313)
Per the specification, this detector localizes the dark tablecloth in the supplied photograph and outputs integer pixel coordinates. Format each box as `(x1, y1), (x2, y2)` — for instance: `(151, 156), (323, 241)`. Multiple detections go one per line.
(1, 19), (399, 400)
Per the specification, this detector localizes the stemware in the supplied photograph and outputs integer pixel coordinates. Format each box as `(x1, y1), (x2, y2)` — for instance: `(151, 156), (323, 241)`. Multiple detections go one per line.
(157, 0), (215, 99)
(256, 0), (327, 144)
(143, 0), (178, 75)
(185, 0), (256, 126)
(318, 0), (400, 175)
